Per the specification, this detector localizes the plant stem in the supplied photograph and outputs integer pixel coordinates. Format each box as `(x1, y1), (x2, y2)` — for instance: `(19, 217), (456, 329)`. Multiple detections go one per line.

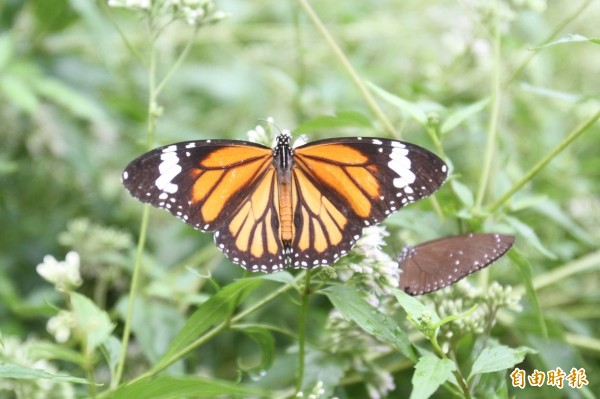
(430, 335), (472, 399)
(114, 14), (159, 387)
(297, 0), (397, 137)
(113, 207), (150, 388)
(488, 109), (600, 212)
(475, 1), (502, 209)
(295, 269), (312, 394)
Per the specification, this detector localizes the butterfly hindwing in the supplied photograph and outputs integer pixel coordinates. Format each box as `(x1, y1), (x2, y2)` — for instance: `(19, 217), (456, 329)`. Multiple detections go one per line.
(289, 165), (363, 268)
(122, 140), (273, 232)
(214, 167), (286, 272)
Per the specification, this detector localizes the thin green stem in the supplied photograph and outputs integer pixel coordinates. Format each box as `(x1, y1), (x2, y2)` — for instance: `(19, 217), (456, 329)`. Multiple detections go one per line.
(488, 109), (600, 212)
(505, 0), (593, 86)
(295, 269), (312, 394)
(155, 27), (199, 98)
(114, 14), (159, 387)
(475, 1), (502, 209)
(297, 0), (397, 137)
(113, 206), (150, 387)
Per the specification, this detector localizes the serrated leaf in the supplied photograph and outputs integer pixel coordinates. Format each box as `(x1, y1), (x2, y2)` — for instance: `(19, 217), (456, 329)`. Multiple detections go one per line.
(441, 98), (489, 135)
(505, 216), (555, 259)
(70, 292), (115, 353)
(235, 326), (275, 373)
(0, 363), (91, 384)
(451, 180), (474, 209)
(294, 111), (372, 133)
(367, 82), (427, 124)
(410, 355), (455, 399)
(322, 285), (416, 361)
(531, 34), (600, 50)
(469, 346), (536, 378)
(154, 278), (263, 371)
(114, 376), (269, 399)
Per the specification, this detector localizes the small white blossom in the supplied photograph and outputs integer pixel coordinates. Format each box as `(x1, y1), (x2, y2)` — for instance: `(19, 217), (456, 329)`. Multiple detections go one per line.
(338, 226), (400, 297)
(36, 251), (82, 291)
(247, 125), (269, 145)
(47, 311), (76, 343)
(108, 0), (151, 9)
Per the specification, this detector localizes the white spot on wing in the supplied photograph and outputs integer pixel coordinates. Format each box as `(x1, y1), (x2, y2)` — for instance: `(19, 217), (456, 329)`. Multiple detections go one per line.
(388, 145), (416, 189)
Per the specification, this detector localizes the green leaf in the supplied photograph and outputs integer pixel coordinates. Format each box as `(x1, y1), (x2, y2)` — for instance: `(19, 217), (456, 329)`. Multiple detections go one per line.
(70, 292), (115, 353)
(256, 271), (298, 289)
(367, 82), (427, 124)
(235, 326), (275, 373)
(505, 215), (556, 259)
(469, 345), (536, 378)
(532, 34), (600, 50)
(154, 278), (263, 371)
(322, 285), (417, 361)
(294, 111), (372, 133)
(27, 341), (86, 366)
(100, 335), (122, 383)
(451, 180), (474, 209)
(410, 355), (456, 399)
(33, 77), (107, 121)
(302, 348), (348, 395)
(0, 33), (13, 70)
(0, 363), (91, 384)
(518, 82), (581, 103)
(0, 75), (38, 114)
(441, 98), (489, 135)
(391, 288), (440, 326)
(510, 250), (547, 339)
(114, 376), (269, 399)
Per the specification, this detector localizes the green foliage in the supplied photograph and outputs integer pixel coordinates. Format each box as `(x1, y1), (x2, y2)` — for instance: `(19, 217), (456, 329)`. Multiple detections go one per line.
(1, 0), (599, 398)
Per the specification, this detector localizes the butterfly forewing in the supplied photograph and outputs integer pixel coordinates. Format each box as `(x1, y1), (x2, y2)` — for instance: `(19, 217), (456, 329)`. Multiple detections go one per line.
(398, 233), (515, 295)
(293, 137), (448, 225)
(122, 140), (273, 232)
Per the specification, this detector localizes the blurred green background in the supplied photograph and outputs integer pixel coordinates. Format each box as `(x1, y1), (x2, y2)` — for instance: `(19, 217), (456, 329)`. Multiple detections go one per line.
(1, 0), (599, 397)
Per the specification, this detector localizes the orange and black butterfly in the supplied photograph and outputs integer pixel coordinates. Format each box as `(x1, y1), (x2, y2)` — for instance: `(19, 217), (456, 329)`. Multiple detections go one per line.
(122, 132), (448, 272)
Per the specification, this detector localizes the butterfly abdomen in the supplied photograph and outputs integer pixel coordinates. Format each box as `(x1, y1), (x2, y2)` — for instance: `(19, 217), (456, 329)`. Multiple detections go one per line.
(274, 133), (294, 243)
(279, 182), (293, 242)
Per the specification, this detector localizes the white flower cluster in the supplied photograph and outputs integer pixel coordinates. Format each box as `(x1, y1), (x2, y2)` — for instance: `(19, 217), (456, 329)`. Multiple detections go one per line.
(36, 251), (82, 292)
(425, 279), (523, 352)
(295, 381), (335, 399)
(336, 226), (399, 306)
(108, 0), (227, 26)
(108, 0), (151, 9)
(46, 310), (77, 343)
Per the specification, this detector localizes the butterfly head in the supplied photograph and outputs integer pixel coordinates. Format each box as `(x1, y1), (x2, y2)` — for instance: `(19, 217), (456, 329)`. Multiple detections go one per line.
(274, 131), (293, 171)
